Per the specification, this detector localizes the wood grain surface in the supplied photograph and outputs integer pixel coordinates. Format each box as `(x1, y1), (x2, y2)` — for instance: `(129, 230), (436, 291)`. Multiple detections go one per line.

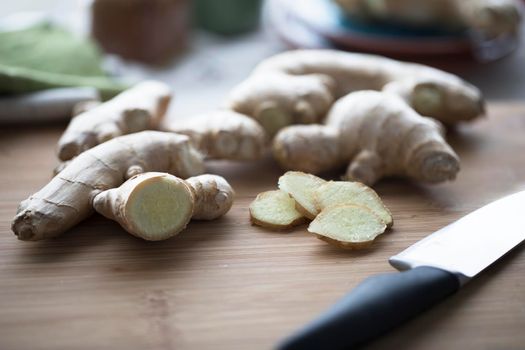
(1, 103), (524, 350)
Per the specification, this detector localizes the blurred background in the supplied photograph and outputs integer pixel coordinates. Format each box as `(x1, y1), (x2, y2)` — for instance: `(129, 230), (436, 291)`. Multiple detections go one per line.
(0, 0), (523, 124)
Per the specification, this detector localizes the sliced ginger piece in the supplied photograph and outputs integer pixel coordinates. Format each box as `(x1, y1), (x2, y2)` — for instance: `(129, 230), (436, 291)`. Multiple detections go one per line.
(278, 171), (326, 219)
(308, 204), (387, 249)
(315, 181), (393, 227)
(249, 190), (306, 230)
(94, 172), (195, 241)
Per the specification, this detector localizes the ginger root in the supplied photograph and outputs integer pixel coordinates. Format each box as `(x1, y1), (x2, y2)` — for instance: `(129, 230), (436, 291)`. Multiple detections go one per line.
(273, 91), (460, 185)
(308, 205), (387, 250)
(93, 173), (234, 241)
(12, 131), (204, 241)
(57, 80), (172, 161)
(227, 50), (483, 134)
(335, 0), (522, 39)
(249, 190), (306, 230)
(164, 110), (266, 161)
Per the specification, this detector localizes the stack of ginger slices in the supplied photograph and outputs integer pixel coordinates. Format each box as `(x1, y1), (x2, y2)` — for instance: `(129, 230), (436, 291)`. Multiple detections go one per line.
(249, 171), (393, 249)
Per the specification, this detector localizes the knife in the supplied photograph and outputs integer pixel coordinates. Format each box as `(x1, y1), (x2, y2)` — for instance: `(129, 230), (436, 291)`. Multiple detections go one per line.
(277, 190), (525, 350)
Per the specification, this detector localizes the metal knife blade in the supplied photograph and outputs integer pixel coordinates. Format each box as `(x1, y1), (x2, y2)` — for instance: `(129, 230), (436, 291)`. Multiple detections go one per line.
(390, 190), (525, 283)
(278, 190), (525, 350)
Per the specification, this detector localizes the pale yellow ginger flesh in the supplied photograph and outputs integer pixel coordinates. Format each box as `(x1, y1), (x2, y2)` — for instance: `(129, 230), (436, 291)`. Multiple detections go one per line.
(278, 171), (326, 219)
(273, 91), (460, 185)
(249, 190), (305, 230)
(335, 0), (522, 39)
(314, 181), (393, 228)
(94, 173), (195, 241)
(57, 80), (172, 161)
(308, 205), (387, 249)
(12, 131), (204, 241)
(227, 50), (484, 134)
(185, 174), (235, 220)
(164, 110), (266, 161)
(94, 173), (235, 241)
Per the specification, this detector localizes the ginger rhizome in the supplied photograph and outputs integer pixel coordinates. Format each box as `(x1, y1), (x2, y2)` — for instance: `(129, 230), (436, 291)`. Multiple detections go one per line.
(94, 173), (235, 241)
(185, 174), (235, 220)
(273, 91), (460, 185)
(57, 81), (172, 161)
(59, 81), (266, 164)
(12, 131), (204, 241)
(163, 110), (266, 161)
(335, 0), (522, 39)
(227, 49), (483, 135)
(249, 171), (392, 250)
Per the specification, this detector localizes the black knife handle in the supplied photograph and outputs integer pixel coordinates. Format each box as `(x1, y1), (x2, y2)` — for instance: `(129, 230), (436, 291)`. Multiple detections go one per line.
(277, 266), (461, 350)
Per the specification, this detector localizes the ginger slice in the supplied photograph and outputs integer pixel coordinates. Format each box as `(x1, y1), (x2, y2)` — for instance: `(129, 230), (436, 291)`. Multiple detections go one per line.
(94, 172), (195, 241)
(249, 190), (306, 230)
(315, 181), (393, 227)
(308, 204), (387, 249)
(278, 171), (326, 219)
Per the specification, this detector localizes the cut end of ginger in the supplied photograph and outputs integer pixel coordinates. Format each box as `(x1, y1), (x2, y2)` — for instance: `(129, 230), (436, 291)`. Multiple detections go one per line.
(278, 171), (326, 219)
(125, 175), (194, 241)
(249, 190), (306, 230)
(308, 204), (387, 249)
(315, 181), (393, 227)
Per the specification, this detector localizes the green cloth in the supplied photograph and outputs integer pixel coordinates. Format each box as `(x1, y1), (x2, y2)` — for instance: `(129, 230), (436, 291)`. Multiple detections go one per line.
(0, 23), (126, 99)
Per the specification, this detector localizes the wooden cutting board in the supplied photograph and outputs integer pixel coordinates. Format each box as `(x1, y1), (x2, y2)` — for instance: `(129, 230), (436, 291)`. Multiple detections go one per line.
(1, 103), (524, 350)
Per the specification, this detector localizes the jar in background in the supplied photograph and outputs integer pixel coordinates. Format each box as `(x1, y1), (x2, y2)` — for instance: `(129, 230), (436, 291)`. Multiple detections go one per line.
(91, 0), (190, 65)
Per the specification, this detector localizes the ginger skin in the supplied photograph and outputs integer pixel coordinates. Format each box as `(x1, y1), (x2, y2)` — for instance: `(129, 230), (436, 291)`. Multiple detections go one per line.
(227, 50), (484, 134)
(93, 173), (235, 241)
(57, 81), (172, 161)
(12, 131), (204, 241)
(273, 91), (460, 185)
(185, 174), (235, 220)
(163, 110), (266, 161)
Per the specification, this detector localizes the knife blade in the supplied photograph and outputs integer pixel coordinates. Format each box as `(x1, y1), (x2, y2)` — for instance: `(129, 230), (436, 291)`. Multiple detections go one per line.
(277, 190), (525, 350)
